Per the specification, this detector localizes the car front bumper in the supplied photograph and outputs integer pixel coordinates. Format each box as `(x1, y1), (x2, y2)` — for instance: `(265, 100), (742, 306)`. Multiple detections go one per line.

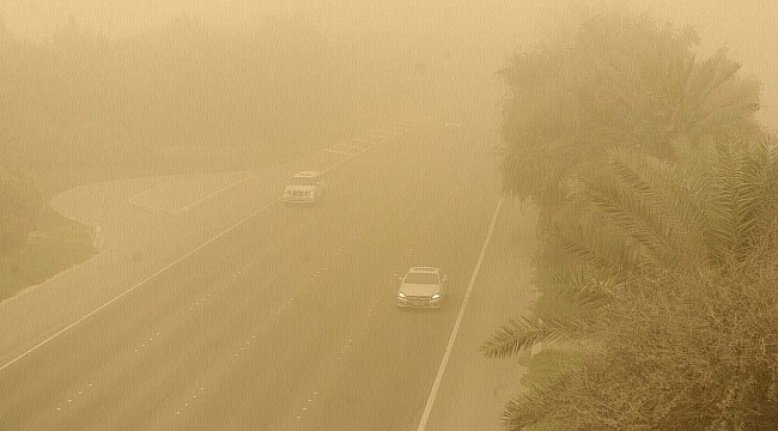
(396, 296), (441, 309)
(283, 194), (317, 204)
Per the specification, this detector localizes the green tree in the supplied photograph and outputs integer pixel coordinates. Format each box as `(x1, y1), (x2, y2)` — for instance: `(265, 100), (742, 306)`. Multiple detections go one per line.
(493, 10), (766, 403)
(491, 258), (778, 430)
(484, 136), (778, 430)
(500, 9), (760, 208)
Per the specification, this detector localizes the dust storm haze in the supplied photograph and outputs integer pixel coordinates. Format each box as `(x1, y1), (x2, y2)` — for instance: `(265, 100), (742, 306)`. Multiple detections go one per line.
(1, 1), (778, 430)
(4, 1), (778, 126)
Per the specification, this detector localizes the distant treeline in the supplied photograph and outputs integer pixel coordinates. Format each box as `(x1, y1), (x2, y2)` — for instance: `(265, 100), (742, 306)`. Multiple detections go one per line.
(0, 15), (420, 182)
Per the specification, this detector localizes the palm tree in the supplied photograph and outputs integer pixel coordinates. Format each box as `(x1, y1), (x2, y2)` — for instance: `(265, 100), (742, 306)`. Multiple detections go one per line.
(500, 11), (761, 205)
(483, 135), (778, 429)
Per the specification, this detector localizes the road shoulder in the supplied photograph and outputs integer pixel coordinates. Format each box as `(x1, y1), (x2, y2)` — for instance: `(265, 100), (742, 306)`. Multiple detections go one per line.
(424, 198), (538, 431)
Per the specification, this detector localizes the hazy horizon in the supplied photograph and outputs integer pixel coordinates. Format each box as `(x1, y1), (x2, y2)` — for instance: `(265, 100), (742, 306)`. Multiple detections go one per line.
(3, 1), (777, 130)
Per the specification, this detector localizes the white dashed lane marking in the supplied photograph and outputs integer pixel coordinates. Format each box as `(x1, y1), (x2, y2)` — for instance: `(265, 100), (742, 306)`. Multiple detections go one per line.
(289, 295), (387, 425)
(55, 381), (96, 412)
(293, 387), (322, 423)
(43, 121), (421, 424)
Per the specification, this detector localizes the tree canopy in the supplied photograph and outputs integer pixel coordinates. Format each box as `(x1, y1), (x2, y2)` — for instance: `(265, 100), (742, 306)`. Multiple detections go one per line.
(485, 136), (778, 430)
(500, 9), (761, 206)
(487, 8), (776, 430)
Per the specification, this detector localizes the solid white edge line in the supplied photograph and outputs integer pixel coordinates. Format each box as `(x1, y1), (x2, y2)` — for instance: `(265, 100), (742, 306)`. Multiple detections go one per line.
(0, 197), (279, 373)
(127, 182), (166, 206)
(128, 201), (181, 213)
(350, 138), (377, 146)
(334, 142), (366, 151)
(0, 123), (393, 373)
(416, 196), (504, 431)
(321, 150), (363, 174)
(129, 175), (252, 214)
(178, 175), (252, 212)
(322, 148), (357, 157)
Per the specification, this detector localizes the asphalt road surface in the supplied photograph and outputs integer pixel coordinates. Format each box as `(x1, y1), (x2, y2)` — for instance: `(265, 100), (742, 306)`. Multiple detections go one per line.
(0, 124), (526, 430)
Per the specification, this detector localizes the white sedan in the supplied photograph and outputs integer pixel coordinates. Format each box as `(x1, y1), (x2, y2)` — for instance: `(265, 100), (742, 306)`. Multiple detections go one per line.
(396, 267), (447, 309)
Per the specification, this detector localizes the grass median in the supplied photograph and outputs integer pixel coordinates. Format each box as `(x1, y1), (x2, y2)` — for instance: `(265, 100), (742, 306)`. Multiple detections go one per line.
(0, 208), (95, 303)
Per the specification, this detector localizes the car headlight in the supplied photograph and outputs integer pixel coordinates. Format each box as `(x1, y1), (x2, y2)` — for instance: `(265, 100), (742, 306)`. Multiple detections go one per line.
(398, 292), (406, 298)
(431, 293), (441, 299)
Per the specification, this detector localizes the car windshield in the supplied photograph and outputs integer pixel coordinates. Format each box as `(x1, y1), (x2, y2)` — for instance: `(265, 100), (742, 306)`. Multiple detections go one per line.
(288, 176), (318, 186)
(404, 272), (439, 284)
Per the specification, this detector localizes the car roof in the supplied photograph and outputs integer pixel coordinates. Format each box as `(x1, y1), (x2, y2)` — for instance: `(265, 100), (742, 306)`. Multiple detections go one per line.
(292, 171), (321, 178)
(408, 266), (441, 273)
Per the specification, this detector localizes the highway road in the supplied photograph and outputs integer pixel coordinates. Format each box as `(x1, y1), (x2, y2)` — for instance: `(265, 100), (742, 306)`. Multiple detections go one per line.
(0, 123), (522, 430)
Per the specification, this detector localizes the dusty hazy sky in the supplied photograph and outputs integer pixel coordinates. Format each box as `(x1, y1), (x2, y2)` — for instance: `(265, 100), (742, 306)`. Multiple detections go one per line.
(2, 0), (777, 130)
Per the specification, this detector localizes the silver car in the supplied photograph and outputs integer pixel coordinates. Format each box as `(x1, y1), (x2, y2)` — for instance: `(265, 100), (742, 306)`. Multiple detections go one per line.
(283, 171), (324, 204)
(396, 267), (447, 309)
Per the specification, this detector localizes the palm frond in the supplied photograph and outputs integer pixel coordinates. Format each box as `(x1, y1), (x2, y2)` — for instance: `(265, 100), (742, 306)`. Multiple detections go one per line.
(705, 137), (760, 256)
(698, 49), (742, 101)
(549, 220), (640, 281)
(481, 315), (598, 359)
(579, 165), (680, 273)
